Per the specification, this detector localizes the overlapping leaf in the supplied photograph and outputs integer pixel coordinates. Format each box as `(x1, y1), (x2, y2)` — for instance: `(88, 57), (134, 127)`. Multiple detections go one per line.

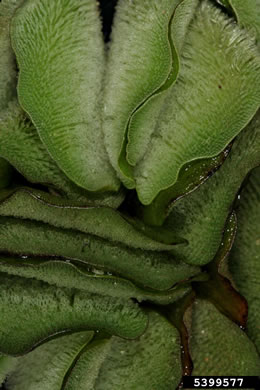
(0, 187), (181, 251)
(0, 273), (148, 355)
(11, 0), (119, 192)
(134, 0), (260, 205)
(6, 332), (94, 390)
(0, 257), (192, 305)
(0, 217), (198, 290)
(0, 103), (124, 207)
(0, 0), (123, 207)
(102, 0), (183, 186)
(63, 311), (182, 390)
(165, 110), (260, 265)
(126, 0), (199, 168)
(3, 311), (182, 390)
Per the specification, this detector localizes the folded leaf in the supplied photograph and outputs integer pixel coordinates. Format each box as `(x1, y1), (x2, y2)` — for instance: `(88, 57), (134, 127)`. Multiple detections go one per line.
(103, 0), (182, 186)
(0, 103), (124, 208)
(189, 299), (260, 375)
(63, 311), (182, 390)
(11, 0), (119, 191)
(126, 0), (199, 167)
(139, 148), (229, 226)
(0, 187), (180, 251)
(6, 332), (94, 390)
(0, 257), (192, 305)
(0, 217), (198, 290)
(229, 167), (260, 353)
(135, 0), (260, 205)
(166, 110), (260, 265)
(0, 273), (148, 355)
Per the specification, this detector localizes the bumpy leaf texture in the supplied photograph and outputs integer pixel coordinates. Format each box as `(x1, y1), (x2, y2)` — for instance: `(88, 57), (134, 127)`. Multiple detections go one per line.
(0, 0), (259, 389)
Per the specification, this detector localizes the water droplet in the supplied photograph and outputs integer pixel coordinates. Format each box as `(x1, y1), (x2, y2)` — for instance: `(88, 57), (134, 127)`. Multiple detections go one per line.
(92, 268), (105, 275)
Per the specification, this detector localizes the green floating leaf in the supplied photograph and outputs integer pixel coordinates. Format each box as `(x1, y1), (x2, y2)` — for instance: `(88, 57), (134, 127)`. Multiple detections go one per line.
(0, 0), (122, 206)
(0, 273), (148, 355)
(103, 0), (181, 186)
(6, 332), (94, 390)
(139, 148), (229, 226)
(0, 187), (180, 251)
(0, 353), (17, 386)
(63, 311), (182, 390)
(165, 110), (260, 266)
(0, 257), (192, 306)
(0, 217), (198, 290)
(121, 213), (187, 245)
(135, 0), (260, 205)
(11, 0), (119, 192)
(229, 167), (260, 353)
(0, 103), (124, 208)
(189, 299), (260, 376)
(126, 0), (199, 168)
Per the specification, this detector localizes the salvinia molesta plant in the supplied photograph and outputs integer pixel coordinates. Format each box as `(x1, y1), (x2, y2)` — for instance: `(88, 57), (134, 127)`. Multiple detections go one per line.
(0, 0), (260, 388)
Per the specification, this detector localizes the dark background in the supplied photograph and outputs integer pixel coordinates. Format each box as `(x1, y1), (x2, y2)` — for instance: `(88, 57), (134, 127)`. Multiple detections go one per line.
(99, 0), (118, 42)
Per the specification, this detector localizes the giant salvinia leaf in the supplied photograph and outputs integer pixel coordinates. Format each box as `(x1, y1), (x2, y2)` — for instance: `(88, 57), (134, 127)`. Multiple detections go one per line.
(126, 0), (199, 168)
(0, 103), (124, 208)
(138, 148), (230, 226)
(11, 0), (119, 192)
(0, 257), (192, 306)
(0, 187), (180, 251)
(229, 167), (260, 353)
(189, 299), (260, 375)
(6, 332), (94, 390)
(102, 0), (183, 186)
(134, 0), (260, 205)
(63, 311), (182, 390)
(165, 110), (260, 266)
(0, 273), (148, 355)
(0, 217), (198, 290)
